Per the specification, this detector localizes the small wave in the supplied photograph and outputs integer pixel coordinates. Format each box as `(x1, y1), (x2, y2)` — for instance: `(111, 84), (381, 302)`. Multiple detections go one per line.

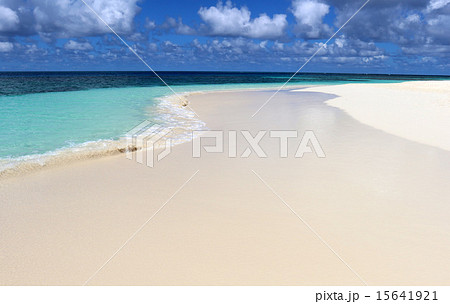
(152, 91), (206, 143)
(0, 139), (131, 177)
(0, 91), (207, 178)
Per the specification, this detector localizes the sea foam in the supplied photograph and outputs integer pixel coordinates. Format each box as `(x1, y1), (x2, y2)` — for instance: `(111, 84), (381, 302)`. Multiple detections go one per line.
(0, 91), (206, 177)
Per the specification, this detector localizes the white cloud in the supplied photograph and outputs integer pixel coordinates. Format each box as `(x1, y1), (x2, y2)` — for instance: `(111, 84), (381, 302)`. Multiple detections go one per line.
(0, 41), (13, 52)
(425, 14), (450, 43)
(0, 5), (19, 32)
(64, 40), (93, 51)
(148, 42), (158, 52)
(127, 32), (146, 41)
(25, 43), (39, 54)
(291, 0), (331, 38)
(427, 0), (450, 11)
(192, 37), (267, 59)
(32, 0), (141, 39)
(273, 41), (284, 50)
(292, 0), (329, 27)
(198, 1), (287, 39)
(334, 37), (345, 48)
(145, 18), (156, 30)
(161, 40), (182, 53)
(162, 17), (196, 35)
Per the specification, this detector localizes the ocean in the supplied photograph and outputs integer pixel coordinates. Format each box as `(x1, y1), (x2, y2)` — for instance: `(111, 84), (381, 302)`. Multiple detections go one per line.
(0, 71), (447, 173)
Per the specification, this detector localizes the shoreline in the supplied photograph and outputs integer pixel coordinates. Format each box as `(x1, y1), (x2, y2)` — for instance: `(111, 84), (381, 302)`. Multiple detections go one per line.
(1, 80), (448, 178)
(0, 83), (311, 179)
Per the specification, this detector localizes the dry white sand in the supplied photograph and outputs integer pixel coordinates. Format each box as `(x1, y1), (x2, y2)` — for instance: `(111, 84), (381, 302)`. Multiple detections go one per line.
(297, 81), (450, 151)
(1, 82), (450, 285)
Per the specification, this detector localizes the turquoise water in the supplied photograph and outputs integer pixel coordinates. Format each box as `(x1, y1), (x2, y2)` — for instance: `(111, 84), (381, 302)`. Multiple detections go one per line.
(0, 87), (154, 157)
(0, 72), (447, 172)
(0, 83), (281, 160)
(0, 82), (293, 168)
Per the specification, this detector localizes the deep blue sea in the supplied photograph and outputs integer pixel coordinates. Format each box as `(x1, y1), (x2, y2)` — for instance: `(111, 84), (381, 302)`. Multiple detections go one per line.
(0, 71), (447, 172)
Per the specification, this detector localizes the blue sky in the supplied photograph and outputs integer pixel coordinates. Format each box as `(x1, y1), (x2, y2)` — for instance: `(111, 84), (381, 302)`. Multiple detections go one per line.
(0, 0), (449, 74)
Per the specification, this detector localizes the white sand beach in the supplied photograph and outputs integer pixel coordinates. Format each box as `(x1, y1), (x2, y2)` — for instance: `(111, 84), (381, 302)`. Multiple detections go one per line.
(298, 81), (450, 151)
(1, 81), (449, 285)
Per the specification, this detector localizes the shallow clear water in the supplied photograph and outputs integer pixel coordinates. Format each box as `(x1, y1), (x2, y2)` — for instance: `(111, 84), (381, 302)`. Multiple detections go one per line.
(0, 83), (285, 159)
(0, 71), (447, 172)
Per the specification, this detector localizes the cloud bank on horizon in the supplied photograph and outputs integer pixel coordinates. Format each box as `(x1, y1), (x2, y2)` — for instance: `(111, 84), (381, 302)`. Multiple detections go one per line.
(0, 0), (448, 74)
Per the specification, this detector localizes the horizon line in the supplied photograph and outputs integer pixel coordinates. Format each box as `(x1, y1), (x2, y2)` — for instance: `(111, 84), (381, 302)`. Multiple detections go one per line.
(0, 70), (449, 77)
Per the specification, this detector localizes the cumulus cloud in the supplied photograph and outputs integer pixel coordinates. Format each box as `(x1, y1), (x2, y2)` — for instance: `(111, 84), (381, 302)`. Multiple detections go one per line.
(0, 0), (141, 39)
(273, 41), (284, 51)
(161, 17), (196, 35)
(291, 0), (331, 38)
(144, 18), (156, 30)
(0, 5), (19, 32)
(198, 1), (287, 40)
(193, 37), (266, 54)
(64, 40), (93, 51)
(187, 35), (389, 69)
(34, 0), (141, 39)
(282, 37), (388, 67)
(427, 0), (450, 11)
(329, 0), (450, 59)
(0, 41), (13, 52)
